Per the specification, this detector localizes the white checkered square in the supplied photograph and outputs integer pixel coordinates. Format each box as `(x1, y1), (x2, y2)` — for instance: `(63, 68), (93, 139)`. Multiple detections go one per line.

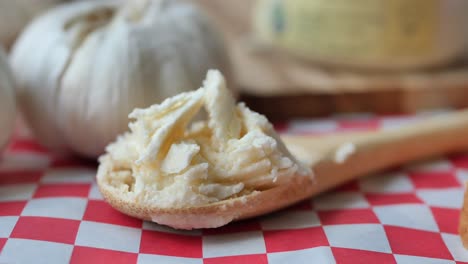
(313, 192), (369, 210)
(324, 224), (391, 253)
(0, 216), (18, 237)
(21, 197), (87, 220)
(41, 168), (95, 183)
(137, 254), (202, 264)
(380, 116), (420, 130)
(287, 119), (338, 134)
(202, 231), (266, 258)
(75, 221), (142, 253)
(373, 204), (439, 232)
(0, 184), (37, 201)
(261, 211), (320, 230)
(268, 247), (335, 264)
(394, 254), (455, 264)
(416, 189), (464, 209)
(456, 169), (468, 184)
(359, 172), (414, 193)
(0, 153), (50, 171)
(455, 169), (468, 186)
(441, 233), (468, 262)
(0, 238), (73, 264)
(88, 182), (104, 200)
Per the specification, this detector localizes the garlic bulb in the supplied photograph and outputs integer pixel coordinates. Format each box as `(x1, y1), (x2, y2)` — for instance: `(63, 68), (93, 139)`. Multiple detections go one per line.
(0, 46), (16, 152)
(0, 0), (65, 48)
(10, 0), (231, 158)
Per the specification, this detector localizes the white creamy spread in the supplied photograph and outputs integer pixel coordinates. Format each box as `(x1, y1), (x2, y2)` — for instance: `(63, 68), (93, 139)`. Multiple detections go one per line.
(103, 70), (310, 208)
(334, 142), (356, 164)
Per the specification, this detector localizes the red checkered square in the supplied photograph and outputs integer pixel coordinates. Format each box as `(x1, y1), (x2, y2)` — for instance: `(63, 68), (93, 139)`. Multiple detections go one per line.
(385, 226), (452, 259)
(70, 246), (138, 264)
(140, 230), (202, 258)
(83, 200), (142, 228)
(337, 119), (380, 132)
(7, 139), (48, 154)
(366, 193), (422, 206)
(318, 209), (380, 225)
(450, 154), (468, 169)
(203, 219), (262, 235)
(264, 227), (329, 253)
(33, 183), (91, 198)
(0, 238), (6, 252)
(431, 207), (460, 234)
(204, 254), (268, 264)
(0, 201), (27, 216)
(409, 171), (461, 189)
(11, 216), (80, 244)
(0, 171), (42, 184)
(331, 247), (396, 264)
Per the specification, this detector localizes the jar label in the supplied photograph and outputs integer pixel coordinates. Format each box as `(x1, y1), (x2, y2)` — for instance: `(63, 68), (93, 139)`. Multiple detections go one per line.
(255, 0), (438, 59)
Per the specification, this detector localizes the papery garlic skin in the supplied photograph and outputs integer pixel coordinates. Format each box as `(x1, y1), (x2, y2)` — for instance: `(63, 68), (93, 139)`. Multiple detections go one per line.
(0, 0), (64, 48)
(0, 46), (16, 151)
(10, 0), (231, 157)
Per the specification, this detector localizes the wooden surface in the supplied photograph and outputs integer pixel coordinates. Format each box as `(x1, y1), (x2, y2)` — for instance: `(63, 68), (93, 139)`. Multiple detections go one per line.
(189, 0), (468, 120)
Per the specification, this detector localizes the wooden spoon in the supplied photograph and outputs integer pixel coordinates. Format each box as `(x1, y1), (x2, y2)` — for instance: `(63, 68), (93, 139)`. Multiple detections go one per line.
(97, 110), (468, 229)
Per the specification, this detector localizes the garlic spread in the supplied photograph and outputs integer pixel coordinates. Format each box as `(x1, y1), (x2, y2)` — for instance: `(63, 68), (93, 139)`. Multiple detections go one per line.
(102, 70), (310, 208)
(334, 142), (355, 164)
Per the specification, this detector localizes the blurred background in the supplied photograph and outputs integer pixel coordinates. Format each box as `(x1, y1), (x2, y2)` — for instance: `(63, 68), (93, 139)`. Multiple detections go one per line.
(3, 0), (468, 156)
(189, 0), (468, 120)
(4, 0), (468, 120)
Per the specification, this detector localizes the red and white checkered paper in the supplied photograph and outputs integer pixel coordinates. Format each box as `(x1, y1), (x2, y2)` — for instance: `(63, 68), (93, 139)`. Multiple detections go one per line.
(1, 113), (468, 264)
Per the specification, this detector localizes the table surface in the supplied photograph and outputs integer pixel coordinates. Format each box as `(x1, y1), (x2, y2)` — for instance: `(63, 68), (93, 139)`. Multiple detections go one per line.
(1, 113), (468, 264)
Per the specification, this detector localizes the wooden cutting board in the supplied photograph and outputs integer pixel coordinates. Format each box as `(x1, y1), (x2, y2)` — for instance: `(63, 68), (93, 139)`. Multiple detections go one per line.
(189, 0), (468, 120)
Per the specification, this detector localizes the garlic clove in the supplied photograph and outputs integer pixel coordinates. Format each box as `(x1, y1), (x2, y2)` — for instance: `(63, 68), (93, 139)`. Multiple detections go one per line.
(0, 46), (16, 152)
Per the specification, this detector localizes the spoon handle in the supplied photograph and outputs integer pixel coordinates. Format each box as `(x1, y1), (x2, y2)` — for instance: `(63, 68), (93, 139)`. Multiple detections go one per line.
(283, 110), (468, 197)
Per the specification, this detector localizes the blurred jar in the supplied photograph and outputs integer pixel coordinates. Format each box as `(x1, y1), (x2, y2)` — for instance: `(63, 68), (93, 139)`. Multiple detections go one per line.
(254, 0), (468, 71)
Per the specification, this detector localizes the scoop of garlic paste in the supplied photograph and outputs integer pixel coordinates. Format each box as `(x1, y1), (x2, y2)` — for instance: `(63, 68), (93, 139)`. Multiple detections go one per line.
(102, 70), (310, 208)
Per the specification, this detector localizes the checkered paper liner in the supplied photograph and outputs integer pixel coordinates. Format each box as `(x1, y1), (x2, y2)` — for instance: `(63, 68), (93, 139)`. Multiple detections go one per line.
(1, 113), (468, 264)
